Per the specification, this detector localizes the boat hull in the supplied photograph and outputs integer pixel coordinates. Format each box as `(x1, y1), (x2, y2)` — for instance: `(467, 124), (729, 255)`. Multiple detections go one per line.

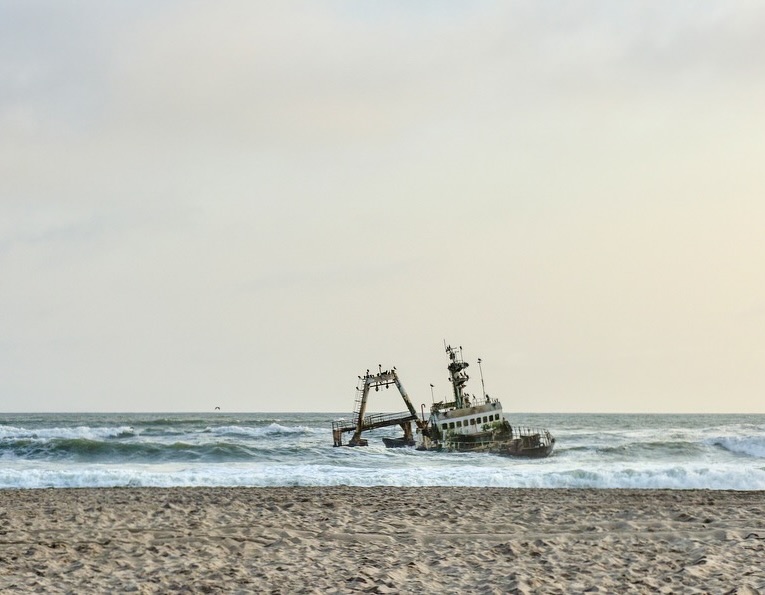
(382, 437), (415, 448)
(424, 428), (555, 458)
(491, 439), (555, 458)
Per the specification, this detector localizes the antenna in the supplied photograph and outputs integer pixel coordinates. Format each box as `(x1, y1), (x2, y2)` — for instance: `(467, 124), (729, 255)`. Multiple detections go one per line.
(477, 357), (487, 400)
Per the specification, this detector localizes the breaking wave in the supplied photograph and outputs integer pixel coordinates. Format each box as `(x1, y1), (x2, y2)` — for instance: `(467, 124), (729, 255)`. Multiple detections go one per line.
(0, 425), (136, 441)
(2, 461), (765, 490)
(708, 435), (765, 459)
(0, 438), (258, 463)
(206, 423), (322, 438)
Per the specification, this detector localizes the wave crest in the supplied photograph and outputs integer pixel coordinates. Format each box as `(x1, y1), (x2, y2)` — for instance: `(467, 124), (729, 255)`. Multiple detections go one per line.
(709, 436), (765, 459)
(207, 423), (322, 438)
(0, 425), (136, 441)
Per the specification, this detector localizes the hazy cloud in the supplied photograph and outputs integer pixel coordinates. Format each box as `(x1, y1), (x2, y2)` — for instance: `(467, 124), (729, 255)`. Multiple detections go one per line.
(2, 1), (764, 412)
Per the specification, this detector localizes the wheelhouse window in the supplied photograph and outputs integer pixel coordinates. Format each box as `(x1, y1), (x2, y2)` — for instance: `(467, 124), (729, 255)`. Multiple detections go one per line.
(470, 418), (476, 425)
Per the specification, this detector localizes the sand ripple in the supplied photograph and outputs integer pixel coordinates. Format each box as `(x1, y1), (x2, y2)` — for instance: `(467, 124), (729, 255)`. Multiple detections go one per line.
(0, 487), (763, 593)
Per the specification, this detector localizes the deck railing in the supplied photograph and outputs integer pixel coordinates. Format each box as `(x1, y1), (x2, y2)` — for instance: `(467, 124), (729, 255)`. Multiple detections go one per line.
(513, 426), (555, 447)
(331, 410), (417, 444)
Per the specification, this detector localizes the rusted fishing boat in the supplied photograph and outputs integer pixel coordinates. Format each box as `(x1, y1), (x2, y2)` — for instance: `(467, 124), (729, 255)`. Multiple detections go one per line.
(331, 343), (555, 458)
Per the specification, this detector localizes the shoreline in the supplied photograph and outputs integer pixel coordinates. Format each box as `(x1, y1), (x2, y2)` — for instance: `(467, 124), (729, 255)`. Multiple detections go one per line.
(2, 487), (764, 593)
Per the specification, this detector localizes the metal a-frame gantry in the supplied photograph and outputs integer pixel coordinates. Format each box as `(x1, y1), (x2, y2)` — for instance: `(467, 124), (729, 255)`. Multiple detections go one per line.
(332, 366), (418, 447)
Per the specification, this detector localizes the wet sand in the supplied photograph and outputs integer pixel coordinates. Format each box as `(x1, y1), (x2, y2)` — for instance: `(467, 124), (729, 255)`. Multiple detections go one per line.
(1, 487), (764, 593)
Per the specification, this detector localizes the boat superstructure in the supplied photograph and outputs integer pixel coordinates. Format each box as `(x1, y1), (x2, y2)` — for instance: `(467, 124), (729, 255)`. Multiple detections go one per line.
(416, 344), (555, 457)
(332, 343), (555, 458)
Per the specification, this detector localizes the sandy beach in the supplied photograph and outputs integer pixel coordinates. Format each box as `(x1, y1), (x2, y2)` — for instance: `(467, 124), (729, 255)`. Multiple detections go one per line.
(1, 487), (763, 593)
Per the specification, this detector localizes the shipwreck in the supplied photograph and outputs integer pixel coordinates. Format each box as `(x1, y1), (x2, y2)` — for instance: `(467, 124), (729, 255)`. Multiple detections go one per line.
(332, 343), (555, 458)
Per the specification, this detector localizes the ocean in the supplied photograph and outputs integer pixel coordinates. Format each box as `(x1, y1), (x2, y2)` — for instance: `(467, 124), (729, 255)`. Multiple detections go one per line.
(1, 412), (764, 490)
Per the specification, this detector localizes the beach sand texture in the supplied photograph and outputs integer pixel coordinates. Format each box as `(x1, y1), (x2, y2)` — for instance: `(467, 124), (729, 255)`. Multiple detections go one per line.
(1, 487), (763, 594)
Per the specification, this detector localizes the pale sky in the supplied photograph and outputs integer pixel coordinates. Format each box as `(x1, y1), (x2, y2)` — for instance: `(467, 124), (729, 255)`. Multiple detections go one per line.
(1, 1), (764, 413)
